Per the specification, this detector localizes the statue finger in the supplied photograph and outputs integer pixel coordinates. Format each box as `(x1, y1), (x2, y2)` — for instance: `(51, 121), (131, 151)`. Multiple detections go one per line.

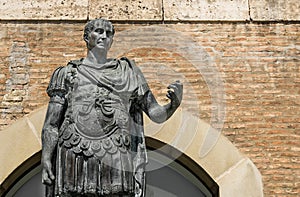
(43, 178), (51, 185)
(48, 169), (55, 180)
(166, 91), (173, 99)
(175, 81), (183, 91)
(42, 171), (52, 185)
(167, 90), (178, 101)
(167, 84), (178, 92)
(166, 92), (171, 99)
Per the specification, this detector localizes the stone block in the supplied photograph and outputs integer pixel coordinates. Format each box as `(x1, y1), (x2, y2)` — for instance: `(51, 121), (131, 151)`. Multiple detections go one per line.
(0, 118), (41, 183)
(26, 105), (48, 141)
(250, 0), (300, 21)
(164, 0), (249, 21)
(89, 0), (162, 21)
(0, 0), (88, 20)
(145, 108), (183, 142)
(217, 158), (263, 197)
(187, 124), (244, 178)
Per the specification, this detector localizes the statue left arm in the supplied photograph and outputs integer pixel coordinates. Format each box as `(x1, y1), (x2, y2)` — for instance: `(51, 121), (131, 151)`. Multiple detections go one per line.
(141, 80), (183, 123)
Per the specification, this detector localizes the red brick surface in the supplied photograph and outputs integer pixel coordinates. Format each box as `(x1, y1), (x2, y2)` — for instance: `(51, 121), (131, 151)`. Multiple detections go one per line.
(0, 22), (299, 196)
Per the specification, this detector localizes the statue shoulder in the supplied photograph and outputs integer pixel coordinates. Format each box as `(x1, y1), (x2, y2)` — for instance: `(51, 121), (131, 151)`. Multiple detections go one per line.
(47, 66), (67, 97)
(47, 59), (82, 97)
(119, 57), (142, 73)
(119, 57), (134, 66)
(119, 57), (149, 98)
(67, 59), (82, 67)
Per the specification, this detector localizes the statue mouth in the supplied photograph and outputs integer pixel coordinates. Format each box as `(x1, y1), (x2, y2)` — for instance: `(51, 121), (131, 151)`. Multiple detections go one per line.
(96, 42), (105, 48)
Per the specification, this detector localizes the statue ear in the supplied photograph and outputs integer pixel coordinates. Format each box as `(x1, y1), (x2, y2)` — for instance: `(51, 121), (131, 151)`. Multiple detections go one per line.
(84, 36), (89, 44)
(84, 36), (91, 49)
(108, 39), (113, 50)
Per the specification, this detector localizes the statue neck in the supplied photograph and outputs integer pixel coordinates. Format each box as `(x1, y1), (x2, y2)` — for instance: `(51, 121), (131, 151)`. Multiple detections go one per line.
(84, 49), (108, 65)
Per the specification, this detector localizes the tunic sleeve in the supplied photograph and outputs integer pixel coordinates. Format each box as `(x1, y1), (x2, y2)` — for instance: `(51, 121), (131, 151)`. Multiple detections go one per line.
(135, 66), (149, 99)
(128, 60), (149, 100)
(120, 57), (150, 101)
(46, 66), (67, 105)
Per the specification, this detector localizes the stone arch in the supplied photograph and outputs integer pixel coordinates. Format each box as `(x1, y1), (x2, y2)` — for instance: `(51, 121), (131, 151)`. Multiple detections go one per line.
(0, 105), (263, 196)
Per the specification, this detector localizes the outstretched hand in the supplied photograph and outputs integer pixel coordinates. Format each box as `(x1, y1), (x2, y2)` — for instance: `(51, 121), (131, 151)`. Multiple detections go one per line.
(167, 80), (183, 108)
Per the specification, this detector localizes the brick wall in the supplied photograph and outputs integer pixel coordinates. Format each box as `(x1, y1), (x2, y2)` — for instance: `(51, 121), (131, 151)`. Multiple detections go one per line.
(0, 21), (299, 196)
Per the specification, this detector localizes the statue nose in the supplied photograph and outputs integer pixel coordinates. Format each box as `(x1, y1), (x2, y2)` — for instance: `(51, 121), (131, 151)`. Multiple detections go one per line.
(100, 32), (107, 39)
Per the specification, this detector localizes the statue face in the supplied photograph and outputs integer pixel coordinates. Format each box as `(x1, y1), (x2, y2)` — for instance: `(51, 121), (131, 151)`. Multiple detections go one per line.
(86, 20), (114, 52)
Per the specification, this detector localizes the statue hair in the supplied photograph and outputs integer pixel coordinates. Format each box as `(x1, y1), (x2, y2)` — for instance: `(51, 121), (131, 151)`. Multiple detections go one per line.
(83, 18), (115, 43)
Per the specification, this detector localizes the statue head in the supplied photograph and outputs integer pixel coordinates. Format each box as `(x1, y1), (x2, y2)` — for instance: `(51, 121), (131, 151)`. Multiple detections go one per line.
(83, 18), (115, 51)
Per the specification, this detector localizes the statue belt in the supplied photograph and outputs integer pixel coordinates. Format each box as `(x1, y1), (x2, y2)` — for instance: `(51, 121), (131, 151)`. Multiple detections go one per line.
(58, 123), (132, 158)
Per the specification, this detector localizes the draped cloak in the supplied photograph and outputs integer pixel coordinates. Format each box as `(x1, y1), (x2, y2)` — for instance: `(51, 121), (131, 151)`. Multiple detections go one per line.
(46, 58), (149, 196)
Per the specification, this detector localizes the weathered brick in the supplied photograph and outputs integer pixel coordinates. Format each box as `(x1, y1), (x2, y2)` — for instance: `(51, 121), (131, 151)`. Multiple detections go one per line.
(0, 21), (299, 196)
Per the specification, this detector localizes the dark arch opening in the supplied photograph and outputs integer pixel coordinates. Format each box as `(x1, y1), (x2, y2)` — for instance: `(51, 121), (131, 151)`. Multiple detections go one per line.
(1, 137), (219, 197)
(145, 137), (219, 196)
(0, 151), (41, 196)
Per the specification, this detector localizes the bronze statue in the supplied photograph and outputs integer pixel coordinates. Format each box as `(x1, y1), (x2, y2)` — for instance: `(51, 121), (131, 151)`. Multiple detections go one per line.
(41, 18), (183, 197)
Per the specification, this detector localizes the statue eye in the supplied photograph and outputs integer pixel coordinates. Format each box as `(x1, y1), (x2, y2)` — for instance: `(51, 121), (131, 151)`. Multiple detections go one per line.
(106, 31), (112, 37)
(95, 28), (104, 34)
